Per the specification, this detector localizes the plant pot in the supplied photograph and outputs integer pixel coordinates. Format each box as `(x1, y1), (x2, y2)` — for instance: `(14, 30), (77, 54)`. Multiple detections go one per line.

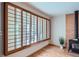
(60, 45), (63, 49)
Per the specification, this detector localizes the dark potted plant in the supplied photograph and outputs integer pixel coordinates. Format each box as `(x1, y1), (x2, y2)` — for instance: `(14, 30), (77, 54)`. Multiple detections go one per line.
(59, 37), (64, 49)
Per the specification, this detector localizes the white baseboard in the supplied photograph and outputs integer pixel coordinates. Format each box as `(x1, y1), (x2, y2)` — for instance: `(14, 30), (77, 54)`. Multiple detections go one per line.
(49, 43), (60, 47)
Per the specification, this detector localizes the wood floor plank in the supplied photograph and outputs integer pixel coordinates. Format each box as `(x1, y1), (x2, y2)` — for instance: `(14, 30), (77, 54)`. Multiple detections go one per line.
(29, 45), (79, 57)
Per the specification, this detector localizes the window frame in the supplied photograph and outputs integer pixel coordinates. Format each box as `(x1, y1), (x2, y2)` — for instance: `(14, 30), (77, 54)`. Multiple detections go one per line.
(4, 2), (51, 55)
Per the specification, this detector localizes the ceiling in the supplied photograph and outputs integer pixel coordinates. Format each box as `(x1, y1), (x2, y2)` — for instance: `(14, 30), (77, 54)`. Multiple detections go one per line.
(29, 2), (79, 16)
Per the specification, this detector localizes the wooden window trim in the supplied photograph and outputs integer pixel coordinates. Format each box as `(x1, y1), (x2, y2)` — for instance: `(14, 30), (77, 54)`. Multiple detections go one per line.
(4, 2), (8, 55)
(4, 2), (51, 56)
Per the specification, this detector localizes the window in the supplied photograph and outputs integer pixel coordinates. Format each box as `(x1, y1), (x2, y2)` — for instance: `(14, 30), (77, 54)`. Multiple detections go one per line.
(31, 15), (37, 43)
(47, 20), (50, 39)
(23, 11), (27, 46)
(8, 5), (15, 51)
(4, 3), (50, 55)
(38, 17), (43, 41)
(43, 19), (47, 40)
(26, 12), (31, 45)
(15, 8), (21, 48)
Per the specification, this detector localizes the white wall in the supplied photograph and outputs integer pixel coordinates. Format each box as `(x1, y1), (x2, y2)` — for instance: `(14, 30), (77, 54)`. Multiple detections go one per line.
(0, 2), (50, 57)
(51, 15), (66, 46)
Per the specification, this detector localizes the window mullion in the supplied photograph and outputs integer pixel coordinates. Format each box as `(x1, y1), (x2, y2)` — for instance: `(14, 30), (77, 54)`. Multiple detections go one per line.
(21, 10), (23, 47)
(46, 20), (47, 39)
(26, 12), (27, 45)
(37, 16), (38, 42)
(42, 19), (43, 40)
(14, 8), (16, 49)
(30, 14), (32, 44)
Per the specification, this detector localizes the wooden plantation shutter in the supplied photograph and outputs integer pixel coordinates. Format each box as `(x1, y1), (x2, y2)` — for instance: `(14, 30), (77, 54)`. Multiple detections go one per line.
(4, 3), (51, 55)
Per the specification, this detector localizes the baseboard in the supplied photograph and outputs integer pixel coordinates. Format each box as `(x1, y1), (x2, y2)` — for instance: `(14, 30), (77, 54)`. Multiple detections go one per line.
(49, 43), (60, 47)
(49, 43), (67, 49)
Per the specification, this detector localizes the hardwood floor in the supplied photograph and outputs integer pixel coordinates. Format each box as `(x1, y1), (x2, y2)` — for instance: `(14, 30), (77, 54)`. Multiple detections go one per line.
(29, 45), (79, 57)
